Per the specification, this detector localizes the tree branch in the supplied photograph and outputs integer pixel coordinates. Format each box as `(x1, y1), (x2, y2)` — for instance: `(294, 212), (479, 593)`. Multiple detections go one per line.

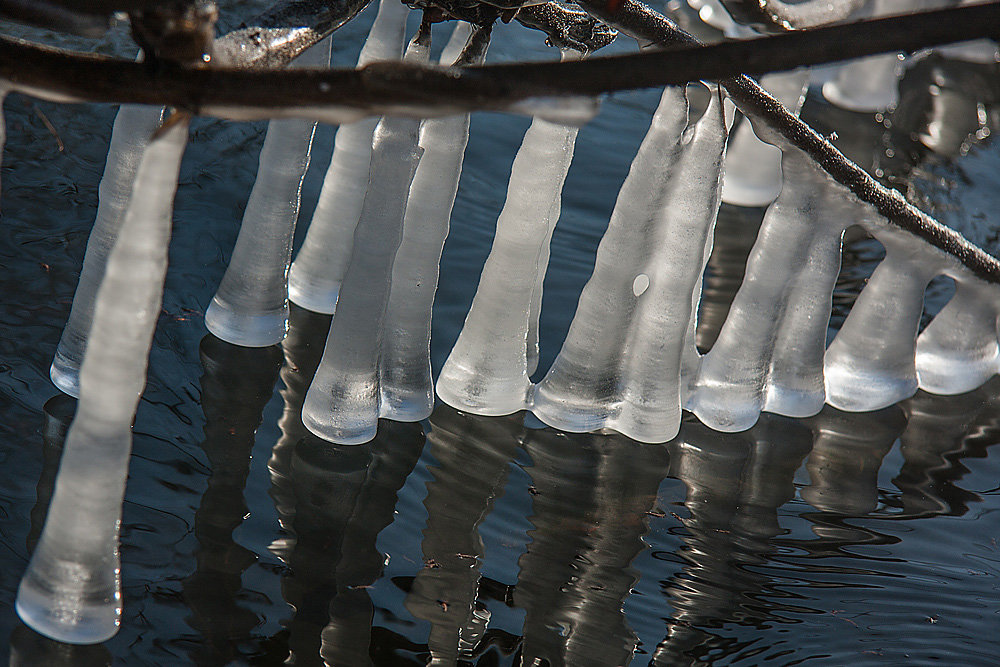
(2, 2), (999, 280)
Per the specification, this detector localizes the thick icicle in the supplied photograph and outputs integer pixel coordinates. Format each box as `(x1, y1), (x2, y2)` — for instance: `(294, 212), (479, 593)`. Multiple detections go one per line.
(16, 115), (189, 644)
(916, 280), (1000, 395)
(205, 37), (331, 347)
(436, 51), (582, 416)
(287, 0), (410, 314)
(721, 69), (809, 207)
(824, 236), (939, 412)
(50, 104), (165, 397)
(379, 22), (478, 422)
(689, 145), (849, 431)
(301, 36), (428, 445)
(530, 86), (726, 443)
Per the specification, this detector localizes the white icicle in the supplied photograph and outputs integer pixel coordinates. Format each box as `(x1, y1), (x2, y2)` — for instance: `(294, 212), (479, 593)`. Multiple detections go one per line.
(531, 86), (726, 443)
(436, 51), (582, 416)
(379, 22), (478, 422)
(16, 115), (189, 645)
(721, 69), (809, 207)
(916, 279), (1000, 395)
(50, 104), (166, 397)
(302, 37), (428, 445)
(205, 37), (331, 347)
(690, 146), (849, 431)
(287, 0), (410, 314)
(824, 236), (938, 412)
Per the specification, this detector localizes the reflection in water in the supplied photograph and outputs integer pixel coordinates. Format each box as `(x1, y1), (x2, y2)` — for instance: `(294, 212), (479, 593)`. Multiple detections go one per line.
(270, 304), (425, 665)
(653, 416), (811, 665)
(8, 622), (111, 667)
(182, 335), (283, 665)
(893, 379), (1000, 520)
(405, 406), (523, 666)
(516, 430), (670, 667)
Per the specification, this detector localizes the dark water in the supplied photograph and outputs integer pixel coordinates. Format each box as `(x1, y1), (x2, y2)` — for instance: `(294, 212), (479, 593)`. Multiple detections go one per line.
(1, 5), (1000, 665)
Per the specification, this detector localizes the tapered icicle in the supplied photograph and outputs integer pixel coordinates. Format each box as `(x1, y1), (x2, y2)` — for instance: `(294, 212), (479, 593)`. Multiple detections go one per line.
(531, 86), (726, 443)
(824, 237), (938, 412)
(287, 0), (410, 314)
(205, 37), (331, 346)
(822, 52), (901, 112)
(916, 280), (1000, 395)
(50, 104), (165, 397)
(302, 36), (428, 445)
(379, 22), (478, 422)
(436, 51), (582, 416)
(16, 115), (189, 645)
(721, 69), (809, 207)
(689, 146), (849, 431)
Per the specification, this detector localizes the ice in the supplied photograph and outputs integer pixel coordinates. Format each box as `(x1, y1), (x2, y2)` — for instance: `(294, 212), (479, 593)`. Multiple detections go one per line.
(721, 69), (809, 207)
(916, 280), (1000, 394)
(287, 0), (410, 314)
(436, 51), (582, 416)
(530, 85), (726, 443)
(50, 104), (165, 397)
(16, 115), (189, 644)
(689, 145), (849, 431)
(204, 37), (331, 346)
(824, 235), (939, 411)
(379, 22), (479, 422)
(301, 35), (429, 445)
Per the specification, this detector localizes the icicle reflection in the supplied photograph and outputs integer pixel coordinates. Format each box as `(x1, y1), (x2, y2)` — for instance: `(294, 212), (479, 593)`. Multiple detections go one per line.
(181, 336), (283, 665)
(271, 305), (425, 665)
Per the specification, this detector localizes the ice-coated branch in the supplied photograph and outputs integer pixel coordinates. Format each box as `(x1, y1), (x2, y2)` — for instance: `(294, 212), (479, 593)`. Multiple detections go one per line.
(1, 4), (994, 116)
(16, 113), (189, 644)
(204, 36), (331, 347)
(211, 0), (374, 69)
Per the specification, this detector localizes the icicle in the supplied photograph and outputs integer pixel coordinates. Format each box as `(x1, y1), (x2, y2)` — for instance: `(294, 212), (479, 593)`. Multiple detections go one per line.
(301, 35), (429, 445)
(689, 145), (849, 431)
(379, 22), (479, 422)
(531, 85), (726, 443)
(204, 37), (331, 346)
(50, 104), (166, 397)
(819, 0), (904, 112)
(287, 0), (410, 314)
(916, 280), (1000, 395)
(824, 235), (938, 412)
(822, 52), (901, 112)
(16, 115), (189, 644)
(721, 69), (809, 207)
(436, 50), (582, 416)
